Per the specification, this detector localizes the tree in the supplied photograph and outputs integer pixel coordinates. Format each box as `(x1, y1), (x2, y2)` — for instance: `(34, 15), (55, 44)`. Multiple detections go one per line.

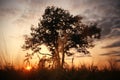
(22, 6), (101, 68)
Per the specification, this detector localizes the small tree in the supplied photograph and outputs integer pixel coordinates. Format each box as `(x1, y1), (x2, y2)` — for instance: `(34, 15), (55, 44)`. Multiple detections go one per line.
(22, 6), (101, 68)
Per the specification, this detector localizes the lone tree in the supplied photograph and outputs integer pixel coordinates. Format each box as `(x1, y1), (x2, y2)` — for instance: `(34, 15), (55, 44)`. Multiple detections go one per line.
(22, 6), (101, 68)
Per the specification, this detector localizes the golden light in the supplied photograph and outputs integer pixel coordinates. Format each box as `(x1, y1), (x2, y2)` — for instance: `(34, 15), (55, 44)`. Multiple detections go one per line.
(25, 66), (32, 71)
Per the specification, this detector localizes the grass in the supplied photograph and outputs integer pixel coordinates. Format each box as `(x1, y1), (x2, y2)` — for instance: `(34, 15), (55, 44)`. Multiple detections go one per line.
(0, 61), (120, 80)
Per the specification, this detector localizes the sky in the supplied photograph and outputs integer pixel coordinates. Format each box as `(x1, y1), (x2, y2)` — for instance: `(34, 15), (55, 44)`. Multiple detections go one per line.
(0, 0), (120, 67)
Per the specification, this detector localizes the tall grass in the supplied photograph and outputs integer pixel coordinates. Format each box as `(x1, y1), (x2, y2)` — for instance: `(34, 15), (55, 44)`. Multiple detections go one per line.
(0, 30), (8, 68)
(0, 59), (120, 80)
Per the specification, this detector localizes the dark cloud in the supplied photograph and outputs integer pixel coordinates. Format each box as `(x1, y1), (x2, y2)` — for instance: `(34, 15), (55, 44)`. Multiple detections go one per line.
(0, 0), (25, 8)
(99, 16), (120, 37)
(0, 0), (13, 6)
(100, 51), (120, 56)
(95, 0), (120, 38)
(108, 29), (120, 38)
(113, 22), (120, 27)
(72, 0), (120, 38)
(98, 20), (113, 36)
(115, 59), (120, 62)
(70, 0), (120, 43)
(103, 41), (120, 48)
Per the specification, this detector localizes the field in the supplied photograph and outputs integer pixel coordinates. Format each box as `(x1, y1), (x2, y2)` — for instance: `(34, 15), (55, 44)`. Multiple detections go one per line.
(0, 61), (120, 80)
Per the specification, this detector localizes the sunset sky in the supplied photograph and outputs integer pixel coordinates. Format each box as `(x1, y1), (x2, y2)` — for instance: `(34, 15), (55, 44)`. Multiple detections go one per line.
(0, 0), (120, 68)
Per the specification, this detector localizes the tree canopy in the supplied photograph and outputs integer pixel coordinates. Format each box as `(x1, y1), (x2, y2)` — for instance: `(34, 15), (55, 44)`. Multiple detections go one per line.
(23, 6), (101, 68)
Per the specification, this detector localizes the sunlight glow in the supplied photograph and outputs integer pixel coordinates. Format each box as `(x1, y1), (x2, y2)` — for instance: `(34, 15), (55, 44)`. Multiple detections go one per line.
(25, 66), (32, 71)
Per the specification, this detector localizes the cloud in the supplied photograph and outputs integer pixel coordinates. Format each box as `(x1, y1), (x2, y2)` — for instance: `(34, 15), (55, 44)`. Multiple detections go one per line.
(0, 0), (29, 20)
(0, 0), (14, 7)
(68, 0), (120, 43)
(115, 59), (120, 62)
(1, 0), (120, 44)
(29, 0), (49, 5)
(0, 8), (21, 17)
(1, 0), (120, 40)
(100, 51), (120, 56)
(103, 41), (120, 48)
(0, 0), (27, 8)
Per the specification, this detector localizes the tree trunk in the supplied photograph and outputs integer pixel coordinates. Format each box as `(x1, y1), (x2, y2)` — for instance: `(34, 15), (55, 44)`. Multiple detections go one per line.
(56, 49), (60, 68)
(61, 33), (67, 68)
(54, 32), (67, 68)
(61, 49), (65, 68)
(54, 40), (61, 68)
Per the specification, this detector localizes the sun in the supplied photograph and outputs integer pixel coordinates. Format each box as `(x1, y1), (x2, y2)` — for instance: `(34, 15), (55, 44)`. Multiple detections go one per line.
(25, 66), (32, 71)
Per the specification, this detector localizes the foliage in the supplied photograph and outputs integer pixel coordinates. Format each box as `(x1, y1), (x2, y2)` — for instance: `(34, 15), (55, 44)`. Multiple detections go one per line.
(22, 6), (101, 67)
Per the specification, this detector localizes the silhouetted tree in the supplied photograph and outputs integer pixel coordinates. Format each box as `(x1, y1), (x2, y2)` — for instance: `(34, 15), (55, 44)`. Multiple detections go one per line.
(22, 6), (101, 68)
